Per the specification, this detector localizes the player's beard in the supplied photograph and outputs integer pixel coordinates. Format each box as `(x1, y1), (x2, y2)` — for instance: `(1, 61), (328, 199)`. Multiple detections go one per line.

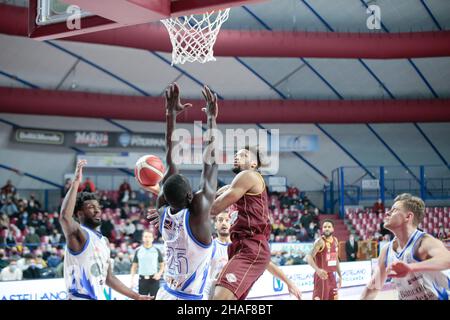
(323, 231), (333, 238)
(219, 229), (230, 237)
(232, 166), (241, 174)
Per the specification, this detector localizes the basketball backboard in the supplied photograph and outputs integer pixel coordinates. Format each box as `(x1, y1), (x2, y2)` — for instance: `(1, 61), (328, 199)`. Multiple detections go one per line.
(29, 0), (266, 40)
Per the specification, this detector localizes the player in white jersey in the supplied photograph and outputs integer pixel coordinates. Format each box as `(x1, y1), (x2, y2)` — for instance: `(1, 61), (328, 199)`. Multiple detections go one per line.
(146, 83), (219, 300)
(60, 160), (151, 300)
(361, 193), (450, 300)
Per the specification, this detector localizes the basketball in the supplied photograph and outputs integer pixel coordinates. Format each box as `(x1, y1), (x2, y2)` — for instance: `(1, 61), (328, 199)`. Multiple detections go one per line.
(134, 155), (165, 187)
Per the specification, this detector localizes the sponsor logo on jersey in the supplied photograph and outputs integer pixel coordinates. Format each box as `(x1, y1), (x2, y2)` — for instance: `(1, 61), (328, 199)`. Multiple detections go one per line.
(226, 273), (237, 283)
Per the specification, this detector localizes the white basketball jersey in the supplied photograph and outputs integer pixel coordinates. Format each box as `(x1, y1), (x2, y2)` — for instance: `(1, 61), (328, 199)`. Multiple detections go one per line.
(157, 207), (213, 300)
(203, 238), (230, 299)
(209, 239), (230, 281)
(64, 225), (111, 300)
(385, 229), (450, 300)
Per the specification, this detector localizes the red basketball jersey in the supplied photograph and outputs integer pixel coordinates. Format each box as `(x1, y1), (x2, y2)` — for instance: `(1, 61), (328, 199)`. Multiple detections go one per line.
(315, 236), (338, 273)
(230, 172), (271, 241)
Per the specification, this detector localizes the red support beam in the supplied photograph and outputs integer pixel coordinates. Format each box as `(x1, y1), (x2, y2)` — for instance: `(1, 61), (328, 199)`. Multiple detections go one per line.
(2, 4), (450, 58)
(1, 87), (449, 123)
(171, 0), (265, 16)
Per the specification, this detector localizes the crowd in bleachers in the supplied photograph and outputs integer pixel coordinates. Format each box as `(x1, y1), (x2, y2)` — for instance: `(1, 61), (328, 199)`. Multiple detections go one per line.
(345, 203), (450, 241)
(0, 179), (321, 279)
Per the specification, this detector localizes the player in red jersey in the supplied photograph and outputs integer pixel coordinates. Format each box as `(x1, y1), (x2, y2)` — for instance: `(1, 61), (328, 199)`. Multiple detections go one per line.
(306, 219), (343, 300)
(210, 146), (272, 300)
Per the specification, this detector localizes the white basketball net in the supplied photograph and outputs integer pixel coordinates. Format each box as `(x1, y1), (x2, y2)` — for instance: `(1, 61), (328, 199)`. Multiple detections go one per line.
(161, 9), (230, 65)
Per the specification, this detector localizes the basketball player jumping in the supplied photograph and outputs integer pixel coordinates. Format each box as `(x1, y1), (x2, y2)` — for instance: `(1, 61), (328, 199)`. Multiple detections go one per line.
(361, 193), (450, 300)
(60, 160), (151, 300)
(205, 200), (302, 300)
(306, 219), (342, 300)
(209, 146), (272, 300)
(147, 83), (219, 300)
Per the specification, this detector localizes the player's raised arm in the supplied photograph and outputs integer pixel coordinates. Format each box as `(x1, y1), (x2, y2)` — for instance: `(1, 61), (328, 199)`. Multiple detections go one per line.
(197, 85), (219, 203)
(163, 83), (192, 183)
(189, 85), (219, 245)
(59, 159), (87, 253)
(153, 83), (192, 210)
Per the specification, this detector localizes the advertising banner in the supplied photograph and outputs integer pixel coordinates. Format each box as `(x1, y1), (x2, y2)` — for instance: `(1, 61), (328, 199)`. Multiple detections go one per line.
(12, 128), (165, 149)
(0, 262), (373, 300)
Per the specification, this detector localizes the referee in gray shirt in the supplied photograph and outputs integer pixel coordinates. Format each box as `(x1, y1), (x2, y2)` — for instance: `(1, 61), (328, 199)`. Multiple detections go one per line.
(130, 230), (165, 296)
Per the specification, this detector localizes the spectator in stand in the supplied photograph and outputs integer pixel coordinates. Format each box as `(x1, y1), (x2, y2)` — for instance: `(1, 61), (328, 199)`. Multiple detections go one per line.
(345, 234), (358, 261)
(120, 203), (131, 219)
(296, 225), (310, 242)
(79, 177), (96, 193)
(24, 227), (41, 250)
(312, 208), (320, 225)
(0, 249), (8, 270)
(49, 229), (63, 246)
(0, 259), (22, 281)
(17, 252), (33, 271)
(124, 219), (136, 238)
(55, 252), (64, 278)
(62, 178), (72, 198)
(136, 189), (150, 206)
(272, 219), (286, 237)
(5, 228), (16, 249)
(0, 212), (9, 229)
(35, 251), (47, 269)
(307, 222), (317, 240)
(27, 213), (40, 230)
(282, 214), (292, 229)
(47, 248), (62, 269)
(300, 210), (313, 230)
(279, 193), (291, 209)
(1, 180), (16, 197)
(27, 194), (41, 214)
(302, 196), (312, 212)
(128, 192), (140, 210)
(437, 225), (448, 240)
(16, 206), (28, 231)
(9, 247), (20, 261)
(372, 198), (385, 214)
(22, 258), (41, 279)
(133, 223), (145, 243)
(0, 228), (8, 248)
(0, 198), (19, 217)
(113, 252), (132, 275)
(99, 194), (114, 210)
(288, 186), (300, 198)
(100, 214), (115, 241)
(119, 179), (132, 203)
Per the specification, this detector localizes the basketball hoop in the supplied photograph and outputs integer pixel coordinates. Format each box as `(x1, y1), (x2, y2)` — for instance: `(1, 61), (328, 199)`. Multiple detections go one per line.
(161, 8), (230, 65)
